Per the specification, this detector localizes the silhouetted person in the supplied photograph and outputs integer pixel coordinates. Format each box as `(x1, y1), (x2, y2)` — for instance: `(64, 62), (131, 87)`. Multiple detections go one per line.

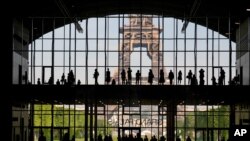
(199, 69), (205, 85)
(176, 136), (181, 141)
(98, 134), (103, 141)
(123, 135), (129, 141)
(160, 136), (165, 141)
(48, 76), (53, 85)
(61, 73), (65, 84)
(77, 79), (81, 85)
(211, 76), (217, 86)
(136, 70), (141, 85)
(108, 134), (113, 141)
(148, 69), (154, 85)
(93, 69), (99, 85)
(191, 74), (197, 85)
(37, 78), (41, 85)
(104, 135), (109, 141)
(38, 131), (46, 141)
(168, 70), (174, 85)
(144, 135), (148, 141)
(220, 68), (225, 85)
(128, 134), (133, 141)
(218, 76), (223, 85)
(24, 72), (28, 85)
(62, 132), (70, 141)
(112, 79), (116, 85)
(71, 135), (75, 141)
(187, 70), (193, 85)
(159, 69), (165, 85)
(234, 75), (240, 85)
(67, 73), (70, 85)
(136, 133), (143, 141)
(56, 79), (60, 85)
(231, 75), (239, 85)
(178, 70), (182, 84)
(186, 136), (191, 141)
(221, 136), (225, 141)
(151, 135), (157, 141)
(127, 67), (132, 85)
(68, 70), (75, 85)
(106, 68), (111, 85)
(121, 69), (126, 85)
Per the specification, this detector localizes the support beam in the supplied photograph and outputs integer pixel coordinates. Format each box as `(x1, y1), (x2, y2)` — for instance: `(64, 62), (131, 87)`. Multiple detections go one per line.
(167, 100), (176, 141)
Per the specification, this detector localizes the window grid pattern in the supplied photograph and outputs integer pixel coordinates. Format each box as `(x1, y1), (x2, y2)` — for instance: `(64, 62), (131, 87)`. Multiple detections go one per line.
(13, 15), (239, 85)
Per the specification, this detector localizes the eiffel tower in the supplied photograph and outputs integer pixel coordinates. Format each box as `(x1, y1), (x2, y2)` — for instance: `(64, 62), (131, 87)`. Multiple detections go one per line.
(113, 14), (166, 84)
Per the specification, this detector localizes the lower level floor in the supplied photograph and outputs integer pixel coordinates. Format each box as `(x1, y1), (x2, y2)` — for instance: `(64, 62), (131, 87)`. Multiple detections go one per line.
(12, 102), (250, 141)
(3, 85), (250, 141)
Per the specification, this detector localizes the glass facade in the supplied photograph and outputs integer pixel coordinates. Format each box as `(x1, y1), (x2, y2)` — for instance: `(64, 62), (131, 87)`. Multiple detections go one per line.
(12, 102), (233, 141)
(11, 14), (250, 141)
(13, 15), (237, 86)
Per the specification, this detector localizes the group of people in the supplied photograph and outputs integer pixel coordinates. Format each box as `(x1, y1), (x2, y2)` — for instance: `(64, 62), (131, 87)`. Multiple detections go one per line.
(96, 67), (223, 85)
(117, 134), (160, 141)
(98, 134), (113, 141)
(211, 68), (226, 86)
(39, 130), (227, 141)
(96, 133), (192, 141)
(36, 67), (239, 86)
(115, 134), (192, 141)
(176, 136), (192, 141)
(38, 131), (75, 141)
(102, 68), (211, 86)
(37, 70), (81, 86)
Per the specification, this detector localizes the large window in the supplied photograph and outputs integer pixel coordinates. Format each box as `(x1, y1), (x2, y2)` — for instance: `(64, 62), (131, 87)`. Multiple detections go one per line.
(13, 15), (237, 85)
(25, 102), (232, 141)
(176, 105), (230, 141)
